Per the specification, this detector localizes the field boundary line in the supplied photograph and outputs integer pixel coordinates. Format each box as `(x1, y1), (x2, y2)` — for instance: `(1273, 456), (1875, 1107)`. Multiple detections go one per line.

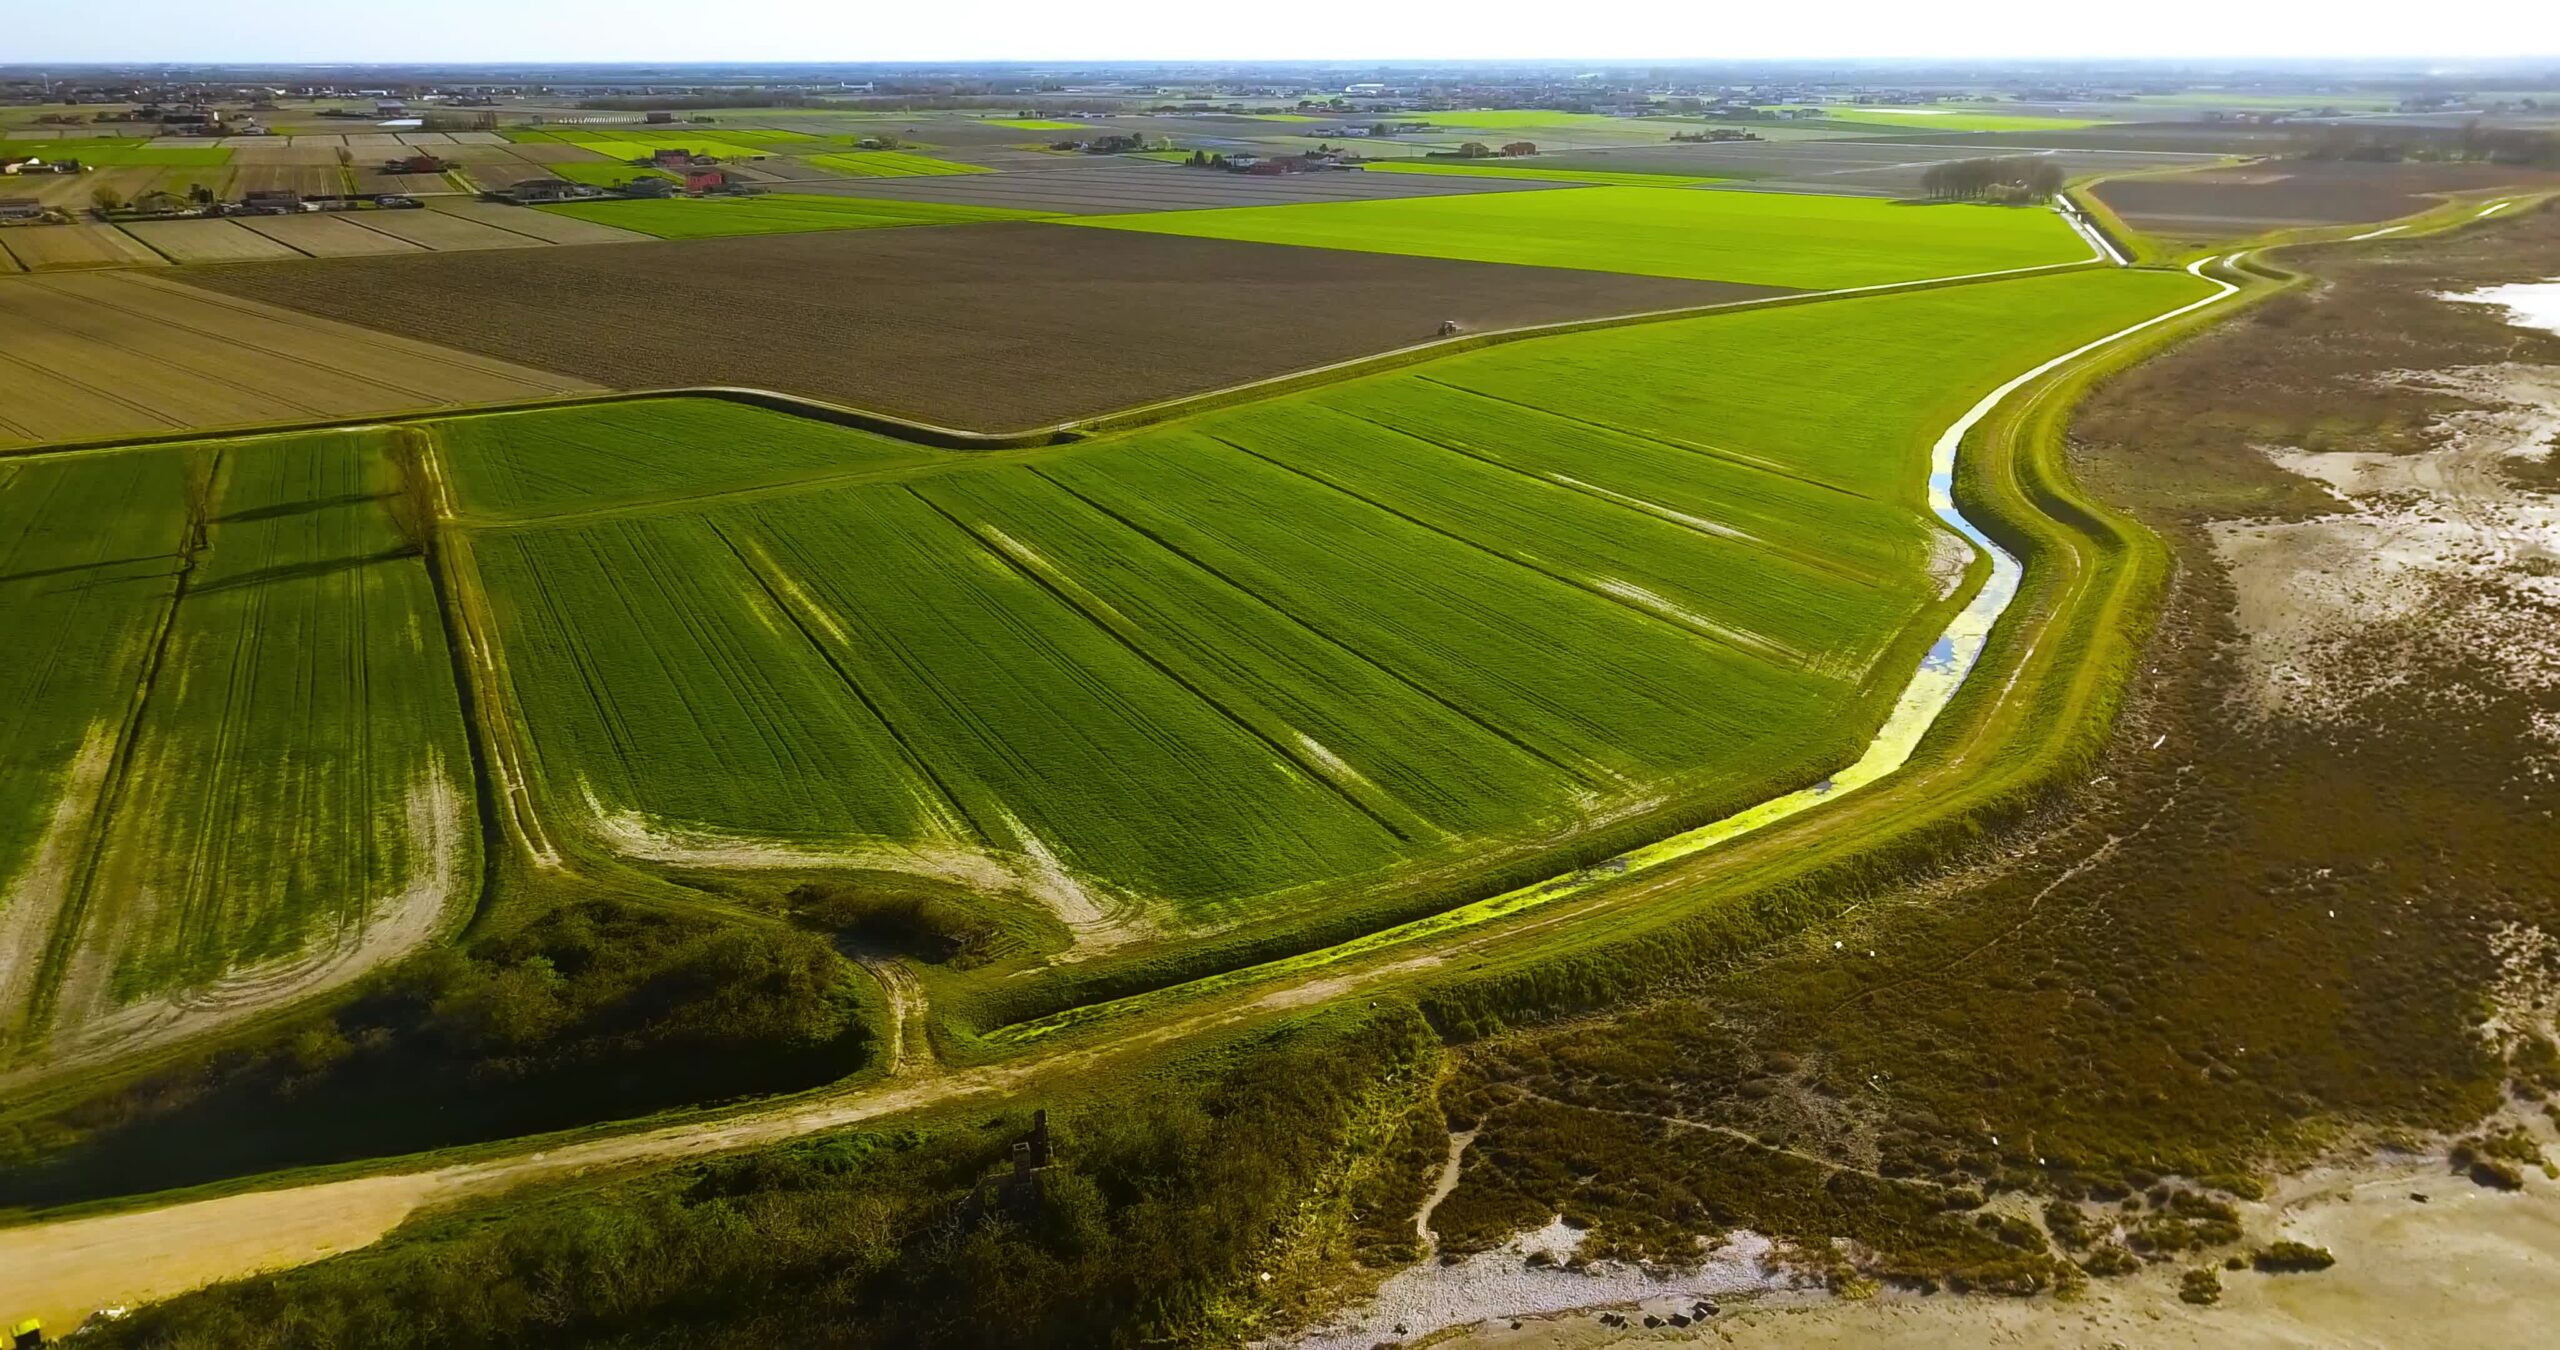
(0, 256), (2118, 463)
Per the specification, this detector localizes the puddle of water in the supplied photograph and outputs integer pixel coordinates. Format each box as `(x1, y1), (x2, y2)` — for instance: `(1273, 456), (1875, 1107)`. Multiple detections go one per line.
(2449, 280), (2560, 338)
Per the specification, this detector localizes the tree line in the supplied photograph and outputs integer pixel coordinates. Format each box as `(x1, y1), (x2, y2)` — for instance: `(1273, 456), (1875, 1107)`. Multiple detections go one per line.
(1919, 156), (2068, 202)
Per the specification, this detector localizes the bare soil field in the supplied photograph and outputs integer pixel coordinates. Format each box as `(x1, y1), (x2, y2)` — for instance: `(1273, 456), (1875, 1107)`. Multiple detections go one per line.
(1536, 139), (2222, 197)
(0, 222), (164, 271)
(176, 221), (1793, 429)
(793, 158), (1576, 213)
(0, 270), (595, 446)
(230, 141), (347, 167)
(236, 213), (427, 256)
(428, 198), (651, 244)
(338, 208), (548, 251)
(1899, 121), (2308, 153)
(234, 163), (345, 197)
(2092, 160), (2560, 238)
(118, 218), (306, 264)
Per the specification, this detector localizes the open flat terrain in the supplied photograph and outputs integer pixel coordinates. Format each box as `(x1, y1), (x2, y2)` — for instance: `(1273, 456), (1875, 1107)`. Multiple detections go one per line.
(172, 223), (1795, 429)
(1065, 186), (2098, 287)
(0, 270), (595, 447)
(2091, 159), (2560, 238)
(443, 265), (2204, 938)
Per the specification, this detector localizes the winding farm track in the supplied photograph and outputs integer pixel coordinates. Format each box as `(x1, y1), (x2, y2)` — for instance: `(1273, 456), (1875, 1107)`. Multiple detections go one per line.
(0, 238), (2281, 1332)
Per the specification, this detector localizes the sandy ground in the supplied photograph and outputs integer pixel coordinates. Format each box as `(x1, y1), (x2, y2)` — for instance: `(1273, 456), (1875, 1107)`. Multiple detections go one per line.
(2211, 360), (2560, 762)
(1410, 1153), (2560, 1350)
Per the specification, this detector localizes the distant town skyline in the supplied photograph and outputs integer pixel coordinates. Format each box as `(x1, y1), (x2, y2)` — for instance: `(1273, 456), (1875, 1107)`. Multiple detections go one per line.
(17, 0), (2560, 66)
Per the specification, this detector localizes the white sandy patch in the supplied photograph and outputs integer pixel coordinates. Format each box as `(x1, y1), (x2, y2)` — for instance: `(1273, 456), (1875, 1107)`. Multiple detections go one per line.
(1287, 1219), (1785, 1350)
(583, 801), (1156, 955)
(2448, 279), (2560, 337)
(2211, 363), (2560, 746)
(1591, 577), (1801, 666)
(1547, 476), (1760, 543)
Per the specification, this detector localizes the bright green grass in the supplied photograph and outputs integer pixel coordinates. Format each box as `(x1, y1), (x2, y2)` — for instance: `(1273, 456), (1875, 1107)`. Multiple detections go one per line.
(802, 151), (987, 178)
(989, 119), (1088, 131)
(0, 139), (232, 167)
(1066, 186), (2094, 289)
(441, 265), (2207, 925)
(545, 162), (676, 187)
(532, 193), (1049, 240)
(434, 400), (948, 521)
(1362, 160), (1721, 188)
(573, 136), (774, 160)
(81, 431), (473, 1000)
(1766, 106), (2105, 133)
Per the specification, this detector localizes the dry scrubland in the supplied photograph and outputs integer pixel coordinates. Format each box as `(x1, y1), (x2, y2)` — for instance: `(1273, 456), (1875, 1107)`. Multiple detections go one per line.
(1412, 206), (2560, 1327)
(0, 271), (593, 447)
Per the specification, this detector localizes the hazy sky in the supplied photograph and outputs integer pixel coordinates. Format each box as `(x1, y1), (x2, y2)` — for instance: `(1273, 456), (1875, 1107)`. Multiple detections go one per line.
(17, 0), (2560, 64)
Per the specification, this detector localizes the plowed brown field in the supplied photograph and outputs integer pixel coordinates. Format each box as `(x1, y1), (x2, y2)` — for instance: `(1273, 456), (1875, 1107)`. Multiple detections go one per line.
(175, 221), (1794, 429)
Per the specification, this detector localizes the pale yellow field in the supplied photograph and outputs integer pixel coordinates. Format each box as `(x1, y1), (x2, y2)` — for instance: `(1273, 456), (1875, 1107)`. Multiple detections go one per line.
(340, 208), (547, 251)
(0, 270), (598, 446)
(236, 213), (428, 256)
(0, 222), (164, 271)
(119, 218), (306, 263)
(428, 197), (651, 244)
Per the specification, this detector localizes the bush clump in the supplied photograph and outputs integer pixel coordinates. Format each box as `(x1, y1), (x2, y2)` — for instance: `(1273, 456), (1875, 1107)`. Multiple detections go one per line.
(2253, 1240), (2336, 1272)
(0, 898), (867, 1206)
(2180, 1266), (2223, 1305)
(790, 878), (1011, 968)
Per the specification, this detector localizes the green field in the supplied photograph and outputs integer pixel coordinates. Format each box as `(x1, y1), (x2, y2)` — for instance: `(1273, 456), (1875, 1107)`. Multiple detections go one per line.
(544, 162), (676, 187)
(425, 266), (2206, 937)
(0, 430), (472, 1049)
(802, 151), (987, 178)
(1768, 106), (2105, 133)
(1361, 160), (1721, 187)
(0, 138), (232, 167)
(533, 193), (1048, 239)
(989, 118), (1088, 131)
(1068, 186), (2095, 289)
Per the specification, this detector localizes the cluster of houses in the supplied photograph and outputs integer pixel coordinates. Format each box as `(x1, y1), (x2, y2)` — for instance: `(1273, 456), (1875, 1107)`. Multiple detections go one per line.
(497, 146), (762, 205)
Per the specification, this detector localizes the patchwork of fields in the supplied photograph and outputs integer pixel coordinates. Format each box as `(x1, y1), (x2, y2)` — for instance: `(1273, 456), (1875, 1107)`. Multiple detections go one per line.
(1067, 186), (2099, 288)
(431, 267), (2205, 942)
(173, 223), (1790, 430)
(0, 262), (2213, 1056)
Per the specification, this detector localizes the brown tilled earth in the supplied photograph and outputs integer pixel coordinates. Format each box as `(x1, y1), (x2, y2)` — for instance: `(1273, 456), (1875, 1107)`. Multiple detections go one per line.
(2092, 159), (2560, 238)
(171, 221), (1794, 431)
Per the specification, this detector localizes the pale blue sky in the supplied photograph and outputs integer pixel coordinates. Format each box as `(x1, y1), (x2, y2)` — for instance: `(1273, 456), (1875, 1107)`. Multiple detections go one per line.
(15, 0), (2560, 64)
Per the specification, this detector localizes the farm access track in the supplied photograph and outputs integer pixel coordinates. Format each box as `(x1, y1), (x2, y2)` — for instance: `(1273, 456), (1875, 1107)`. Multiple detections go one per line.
(0, 204), (2483, 1329)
